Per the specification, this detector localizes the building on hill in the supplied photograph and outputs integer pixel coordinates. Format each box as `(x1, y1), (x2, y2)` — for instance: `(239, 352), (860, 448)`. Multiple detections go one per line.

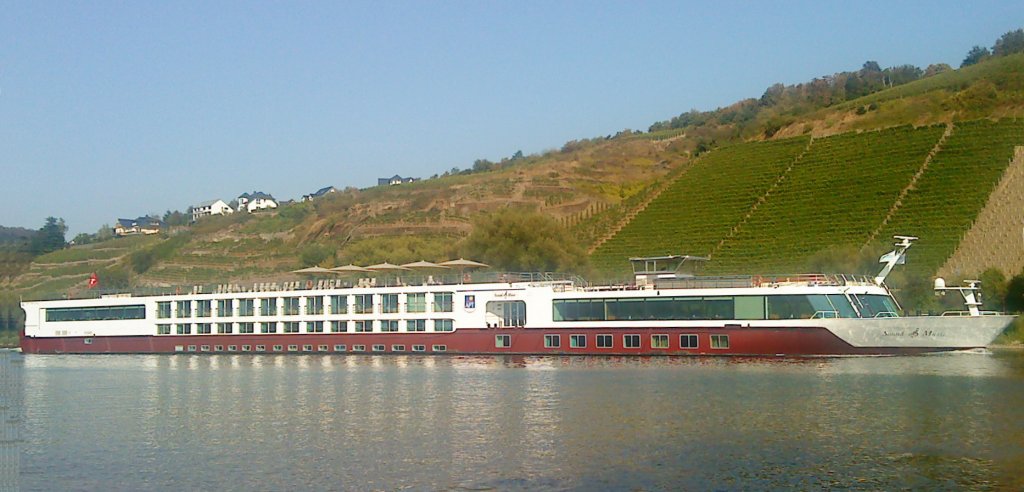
(114, 216), (165, 237)
(377, 175), (418, 186)
(237, 191), (278, 213)
(301, 186), (337, 202)
(191, 199), (234, 222)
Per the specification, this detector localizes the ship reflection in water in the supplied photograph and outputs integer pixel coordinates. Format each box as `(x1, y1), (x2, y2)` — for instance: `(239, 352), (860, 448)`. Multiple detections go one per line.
(19, 351), (1024, 490)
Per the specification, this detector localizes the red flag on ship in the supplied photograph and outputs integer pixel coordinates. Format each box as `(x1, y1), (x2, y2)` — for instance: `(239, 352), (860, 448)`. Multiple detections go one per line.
(87, 273), (99, 289)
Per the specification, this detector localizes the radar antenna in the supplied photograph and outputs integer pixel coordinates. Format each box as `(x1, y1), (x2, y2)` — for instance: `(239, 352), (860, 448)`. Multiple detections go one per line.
(874, 235), (917, 286)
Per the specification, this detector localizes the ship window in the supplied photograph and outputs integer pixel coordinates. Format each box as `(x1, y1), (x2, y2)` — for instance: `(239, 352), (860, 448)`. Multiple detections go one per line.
(407, 293), (426, 313)
(392, 344), (405, 352)
(46, 304), (147, 322)
(354, 294), (374, 314)
(334, 344), (347, 352)
(200, 345), (210, 352)
(176, 301), (192, 318)
(354, 320), (371, 333)
(255, 345), (265, 351)
(242, 345), (252, 352)
(306, 296), (324, 315)
(196, 300), (212, 318)
(352, 345), (366, 352)
(372, 344), (385, 352)
(330, 320), (347, 333)
(651, 334), (669, 349)
(228, 345), (238, 351)
(272, 345), (282, 351)
(623, 334), (641, 349)
(260, 322), (276, 334)
(302, 345), (313, 352)
(306, 321), (324, 333)
(157, 324), (171, 335)
(261, 298), (277, 316)
(597, 334), (613, 348)
(218, 322), (233, 334)
(544, 335), (560, 348)
(767, 295), (818, 320)
(680, 334), (698, 349)
(412, 345), (426, 352)
(283, 297), (300, 316)
(381, 320), (399, 332)
(187, 345), (196, 352)
(381, 294), (399, 314)
(432, 292), (453, 312)
(432, 344), (447, 352)
(238, 322), (255, 334)
(283, 322), (300, 333)
(734, 296), (766, 320)
(433, 319), (454, 332)
(852, 294), (900, 318)
(84, 338), (93, 345)
(495, 335), (511, 348)
(826, 295), (858, 318)
(157, 302), (171, 319)
(288, 344), (298, 351)
(216, 299), (232, 317)
(407, 319), (426, 332)
(238, 299), (255, 317)
(569, 334), (586, 348)
(330, 295), (348, 314)
(711, 335), (729, 349)
(197, 323), (212, 335)
(176, 323), (191, 335)
(486, 300), (527, 327)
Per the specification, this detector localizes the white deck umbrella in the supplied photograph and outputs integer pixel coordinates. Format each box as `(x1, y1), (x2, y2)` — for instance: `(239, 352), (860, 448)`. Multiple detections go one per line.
(329, 264), (371, 274)
(290, 266), (333, 274)
(438, 258), (490, 269)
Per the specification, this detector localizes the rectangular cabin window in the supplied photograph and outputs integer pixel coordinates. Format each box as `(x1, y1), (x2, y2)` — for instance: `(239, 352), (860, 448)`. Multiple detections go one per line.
(330, 320), (347, 333)
(391, 345), (405, 352)
(157, 324), (171, 335)
(432, 292), (453, 313)
(711, 335), (730, 349)
(381, 320), (399, 332)
(381, 294), (399, 314)
(176, 323), (191, 335)
(272, 345), (283, 352)
(288, 345), (298, 352)
(486, 300), (527, 327)
(217, 323), (233, 334)
(318, 345), (329, 352)
(406, 293), (426, 313)
(330, 295), (348, 315)
(238, 322), (255, 334)
(354, 320), (371, 333)
(826, 294), (858, 318)
(570, 334), (586, 348)
(372, 344), (385, 352)
(596, 334), (613, 348)
(407, 319), (426, 332)
(242, 345), (253, 352)
(238, 299), (255, 317)
(283, 322), (299, 333)
(544, 335), (560, 348)
(217, 299), (233, 317)
(261, 322), (276, 334)
(157, 302), (171, 319)
(196, 300), (212, 318)
(200, 345), (211, 352)
(432, 345), (447, 352)
(433, 319), (454, 332)
(767, 295), (818, 320)
(495, 335), (511, 348)
(623, 334), (641, 349)
(334, 344), (347, 352)
(283, 297), (300, 316)
(306, 296), (324, 315)
(228, 345), (237, 352)
(255, 344), (265, 352)
(734, 296), (766, 320)
(651, 334), (669, 349)
(352, 345), (366, 352)
(302, 345), (313, 352)
(412, 345), (426, 352)
(176, 301), (191, 318)
(306, 321), (324, 333)
(680, 334), (698, 349)
(197, 323), (212, 335)
(261, 298), (277, 316)
(46, 305), (146, 322)
(354, 294), (374, 314)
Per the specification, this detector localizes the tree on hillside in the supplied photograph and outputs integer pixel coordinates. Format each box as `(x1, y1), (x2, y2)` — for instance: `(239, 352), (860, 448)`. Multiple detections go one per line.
(163, 210), (189, 227)
(28, 217), (66, 255)
(461, 209), (587, 273)
(961, 45), (991, 67)
(992, 28), (1024, 56)
(923, 63), (952, 77)
(1006, 273), (1024, 313)
(979, 268), (1007, 313)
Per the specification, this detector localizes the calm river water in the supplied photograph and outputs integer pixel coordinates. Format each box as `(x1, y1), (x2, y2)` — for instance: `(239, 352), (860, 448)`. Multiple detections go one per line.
(15, 351), (1024, 491)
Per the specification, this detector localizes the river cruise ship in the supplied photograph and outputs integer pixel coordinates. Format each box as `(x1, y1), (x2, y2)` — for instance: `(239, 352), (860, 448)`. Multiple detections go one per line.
(19, 238), (1014, 356)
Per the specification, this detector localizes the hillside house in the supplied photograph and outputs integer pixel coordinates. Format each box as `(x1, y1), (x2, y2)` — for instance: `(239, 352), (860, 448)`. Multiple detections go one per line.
(302, 186), (337, 202)
(377, 175), (418, 186)
(114, 216), (165, 237)
(237, 191), (278, 213)
(191, 199), (234, 222)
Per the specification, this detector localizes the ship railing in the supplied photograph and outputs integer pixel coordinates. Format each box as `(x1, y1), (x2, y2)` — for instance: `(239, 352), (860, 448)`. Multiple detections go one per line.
(811, 310), (840, 319)
(647, 273), (876, 290)
(940, 310), (1003, 317)
(872, 311), (899, 318)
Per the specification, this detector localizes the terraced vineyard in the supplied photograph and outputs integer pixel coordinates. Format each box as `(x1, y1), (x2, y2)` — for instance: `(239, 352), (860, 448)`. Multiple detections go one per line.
(589, 136), (810, 274)
(877, 119), (1024, 277)
(591, 119), (1024, 279)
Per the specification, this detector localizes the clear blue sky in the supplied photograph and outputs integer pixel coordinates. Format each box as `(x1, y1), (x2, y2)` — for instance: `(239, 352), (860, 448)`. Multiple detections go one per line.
(1, 1), (1020, 236)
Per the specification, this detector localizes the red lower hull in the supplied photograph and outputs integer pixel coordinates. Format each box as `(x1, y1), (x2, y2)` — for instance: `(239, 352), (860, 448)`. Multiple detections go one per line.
(20, 326), (957, 356)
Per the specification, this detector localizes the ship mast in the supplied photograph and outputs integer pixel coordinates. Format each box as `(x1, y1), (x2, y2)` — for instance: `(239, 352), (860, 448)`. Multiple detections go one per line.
(874, 235), (917, 286)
